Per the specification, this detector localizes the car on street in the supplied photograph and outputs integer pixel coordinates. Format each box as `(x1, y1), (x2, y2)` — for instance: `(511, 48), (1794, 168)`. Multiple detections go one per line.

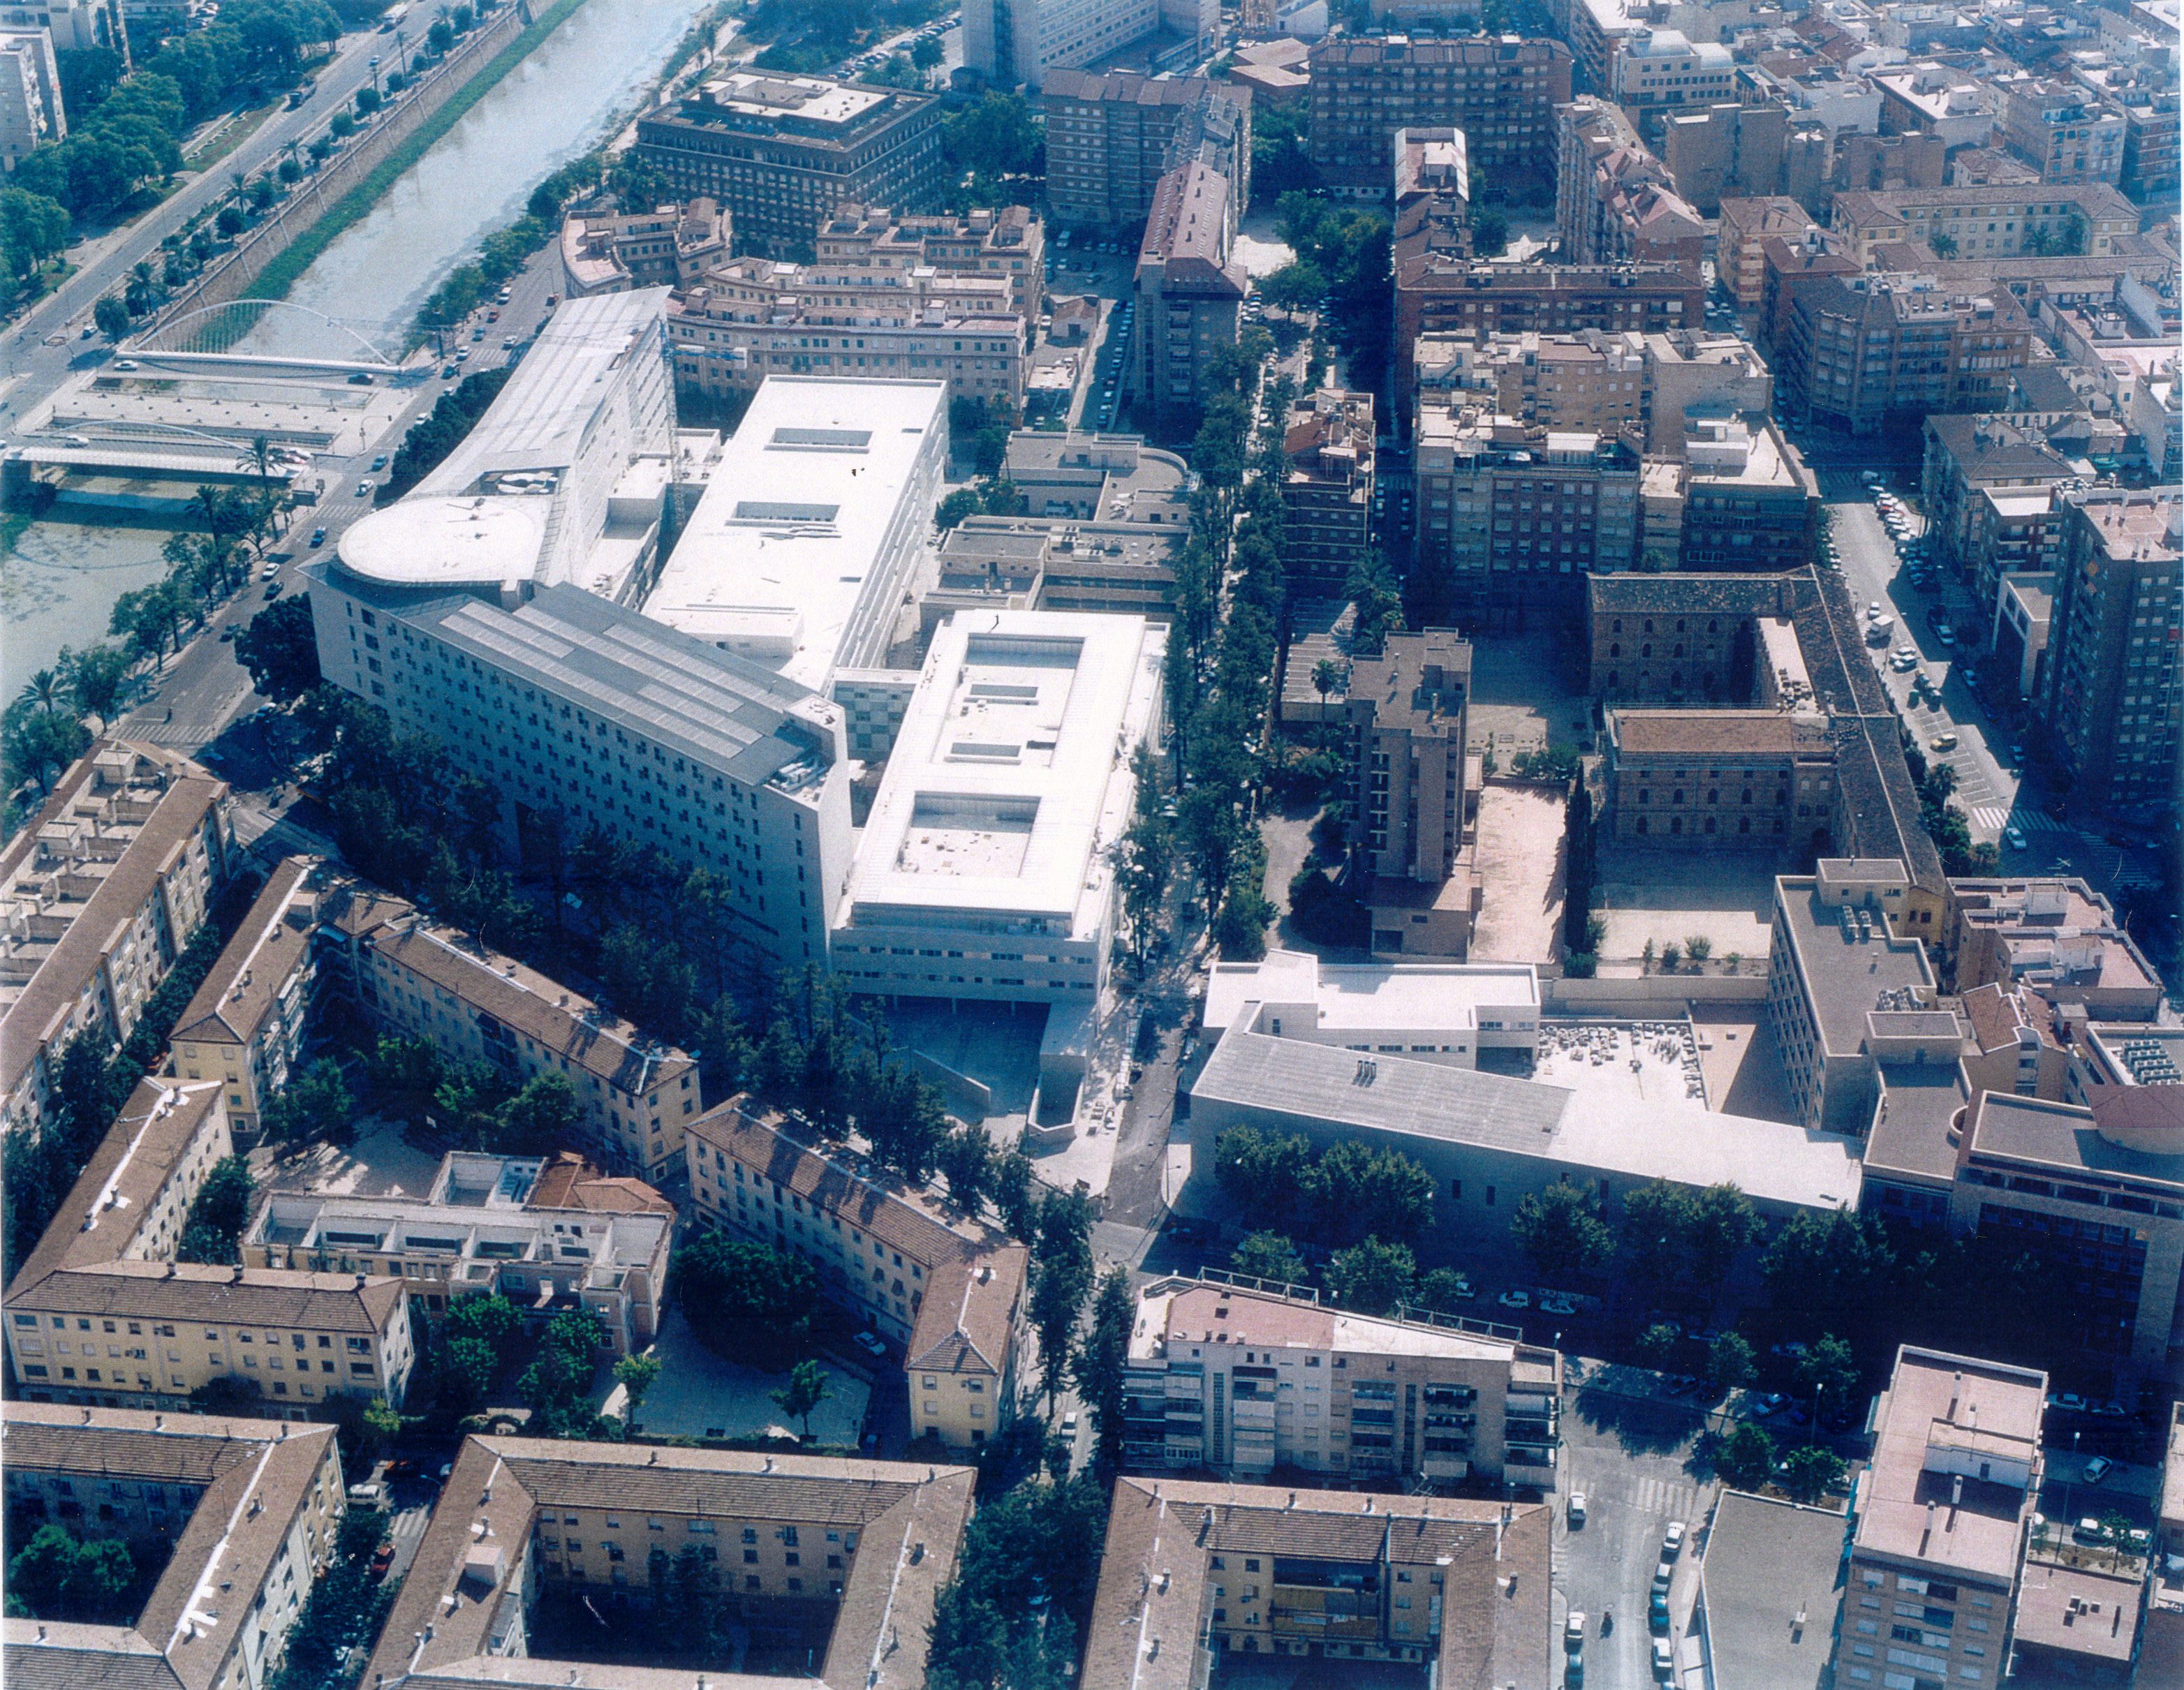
(2005, 824), (2028, 850)
(1663, 1521), (1687, 1559)
(1565, 1612), (1586, 1648)
(1771, 1341), (1808, 1359)
(2083, 1456), (2113, 1483)
(310, 527), (327, 546)
(357, 481), (371, 497)
(1061, 1411), (1079, 1438)
(1540, 1294), (1578, 1315)
(370, 1541), (394, 1577)
(1498, 1290), (1530, 1310)
(1665, 1374), (1698, 1395)
(1750, 1392), (1790, 1416)
(263, 580), (282, 598)
(1567, 1492), (1586, 1525)
(1650, 1592), (1670, 1632)
(852, 1330), (887, 1358)
(1653, 1637), (1674, 1681)
(1930, 732), (1958, 751)
(1891, 652), (1919, 672)
(371, 453), (388, 470)
(220, 624), (238, 641)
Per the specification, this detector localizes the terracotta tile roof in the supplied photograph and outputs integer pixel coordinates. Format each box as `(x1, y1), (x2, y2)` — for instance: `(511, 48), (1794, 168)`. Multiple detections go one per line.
(9, 1259), (406, 1334)
(1615, 710), (1801, 757)
(0, 1626), (185, 1690)
(526, 1152), (673, 1216)
(169, 857), (314, 1051)
(369, 1438), (975, 1690)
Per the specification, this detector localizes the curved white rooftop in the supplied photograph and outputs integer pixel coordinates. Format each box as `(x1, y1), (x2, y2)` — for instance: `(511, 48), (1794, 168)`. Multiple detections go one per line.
(335, 494), (547, 587)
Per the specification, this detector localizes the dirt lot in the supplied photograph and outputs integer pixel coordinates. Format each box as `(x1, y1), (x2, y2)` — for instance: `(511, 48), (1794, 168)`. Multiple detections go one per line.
(1465, 635), (1592, 766)
(1468, 783), (1570, 963)
(1593, 844), (1779, 966)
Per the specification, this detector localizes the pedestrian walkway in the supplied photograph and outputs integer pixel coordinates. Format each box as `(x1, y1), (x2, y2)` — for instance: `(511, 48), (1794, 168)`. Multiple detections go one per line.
(1967, 806), (2070, 834)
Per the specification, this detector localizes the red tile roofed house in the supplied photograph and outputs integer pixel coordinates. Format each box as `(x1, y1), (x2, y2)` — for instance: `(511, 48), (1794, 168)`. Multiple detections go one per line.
(685, 1097), (1026, 1452)
(1084, 1476), (1551, 1684)
(1, 742), (234, 1143)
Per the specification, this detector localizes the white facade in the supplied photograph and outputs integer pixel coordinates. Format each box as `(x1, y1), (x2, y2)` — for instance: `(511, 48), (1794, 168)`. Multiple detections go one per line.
(332, 290), (677, 607)
(833, 611), (1165, 1005)
(967, 0), (1161, 87)
(644, 376), (947, 689)
(1611, 28), (1736, 110)
(308, 581), (853, 979)
(1202, 949), (1540, 1066)
(0, 29), (61, 168)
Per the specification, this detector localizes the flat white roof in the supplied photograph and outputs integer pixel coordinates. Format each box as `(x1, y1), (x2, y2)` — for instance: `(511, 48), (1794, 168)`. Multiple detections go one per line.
(334, 290), (672, 591)
(644, 377), (945, 690)
(1203, 949), (1540, 1035)
(844, 610), (1163, 931)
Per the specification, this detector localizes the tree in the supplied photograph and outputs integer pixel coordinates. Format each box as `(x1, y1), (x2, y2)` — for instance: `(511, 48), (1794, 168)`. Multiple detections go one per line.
(8, 1525), (137, 1622)
(910, 34), (945, 77)
(1071, 1266), (1134, 1470)
(1259, 258), (1325, 315)
(1704, 1330), (1756, 1392)
(493, 1071), (580, 1155)
(935, 1122), (994, 1215)
(1779, 1444), (1846, 1504)
(1761, 1208), (1894, 1330)
(521, 1308), (609, 1438)
(614, 1351), (662, 1428)
(177, 1154), (256, 1263)
(1510, 1181), (1614, 1287)
(1230, 1231), (1307, 1285)
(1304, 1139), (1436, 1247)
(670, 1231), (816, 1369)
(1415, 1267), (1475, 1314)
(991, 1150), (1036, 1239)
(259, 1055), (355, 1148)
(1619, 1179), (1692, 1305)
(1792, 1333), (1859, 1418)
(1685, 1184), (1761, 1305)
(235, 594), (321, 701)
(1030, 1189), (1095, 1407)
(443, 1291), (524, 1358)
(1326, 1236), (1417, 1316)
(1311, 657), (1343, 701)
(66, 644), (133, 733)
(438, 1334), (498, 1418)
(1472, 208), (1510, 257)
(94, 293), (130, 337)
(1212, 1123), (1311, 1224)
(1636, 1322), (1683, 1372)
(770, 1357), (830, 1439)
(1713, 1419), (1776, 1490)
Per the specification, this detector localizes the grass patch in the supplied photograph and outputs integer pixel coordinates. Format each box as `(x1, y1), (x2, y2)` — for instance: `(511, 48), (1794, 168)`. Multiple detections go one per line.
(251, 0), (599, 304)
(182, 98), (283, 174)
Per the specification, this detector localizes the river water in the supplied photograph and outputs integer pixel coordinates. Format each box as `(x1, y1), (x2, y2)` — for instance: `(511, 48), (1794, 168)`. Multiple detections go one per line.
(3, 0), (716, 685)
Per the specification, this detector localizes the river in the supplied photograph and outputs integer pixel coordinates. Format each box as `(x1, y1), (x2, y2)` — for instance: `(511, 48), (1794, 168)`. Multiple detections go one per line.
(3, 0), (717, 685)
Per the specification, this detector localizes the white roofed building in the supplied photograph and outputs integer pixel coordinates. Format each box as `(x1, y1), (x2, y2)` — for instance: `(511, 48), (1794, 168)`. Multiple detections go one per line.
(1201, 949), (1540, 1067)
(832, 611), (1165, 1006)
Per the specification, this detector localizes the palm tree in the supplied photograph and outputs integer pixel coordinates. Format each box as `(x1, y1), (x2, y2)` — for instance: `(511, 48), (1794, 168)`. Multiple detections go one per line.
(1311, 658), (1343, 701)
(16, 669), (64, 718)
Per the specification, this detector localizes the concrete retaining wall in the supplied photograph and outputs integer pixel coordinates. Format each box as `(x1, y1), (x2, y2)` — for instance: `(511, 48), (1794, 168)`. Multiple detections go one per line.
(152, 1), (533, 332)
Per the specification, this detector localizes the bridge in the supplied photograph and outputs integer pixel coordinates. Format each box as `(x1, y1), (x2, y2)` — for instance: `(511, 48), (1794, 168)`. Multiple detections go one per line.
(133, 299), (406, 376)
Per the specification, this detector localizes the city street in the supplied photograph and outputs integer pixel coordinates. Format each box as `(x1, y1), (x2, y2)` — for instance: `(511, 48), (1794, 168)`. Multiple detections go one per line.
(1558, 1360), (1717, 1690)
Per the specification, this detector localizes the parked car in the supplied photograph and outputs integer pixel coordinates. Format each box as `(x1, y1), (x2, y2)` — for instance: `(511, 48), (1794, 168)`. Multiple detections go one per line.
(1567, 1492), (1586, 1525)
(1649, 1591), (1671, 1632)
(852, 1330), (887, 1358)
(371, 453), (388, 470)
(1498, 1290), (1531, 1310)
(1662, 1521), (1687, 1559)
(1653, 1637), (1674, 1681)
(1540, 1294), (1578, 1316)
(2005, 824), (2028, 850)
(309, 526), (327, 546)
(263, 580), (283, 598)
(1771, 1341), (1808, 1360)
(2083, 1456), (2113, 1483)
(1750, 1393), (1789, 1417)
(1930, 732), (1959, 751)
(1565, 1612), (1587, 1648)
(1060, 1411), (1078, 1439)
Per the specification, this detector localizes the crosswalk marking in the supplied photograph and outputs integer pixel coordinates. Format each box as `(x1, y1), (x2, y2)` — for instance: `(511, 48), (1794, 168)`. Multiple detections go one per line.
(1969, 806), (2069, 834)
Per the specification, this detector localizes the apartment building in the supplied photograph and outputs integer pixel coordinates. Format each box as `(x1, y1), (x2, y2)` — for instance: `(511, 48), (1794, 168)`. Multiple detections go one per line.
(0, 27), (61, 168)
(633, 74), (944, 258)
(324, 875), (699, 1181)
(1280, 388), (1375, 587)
(1871, 63), (2008, 148)
(1918, 413), (2079, 591)
(1412, 408), (1643, 612)
(1832, 1347), (2045, 1687)
(1414, 328), (1648, 440)
(1306, 36), (1573, 178)
(1123, 1272), (1562, 1488)
(1756, 225), (1862, 358)
(168, 856), (317, 1142)
(684, 1098), (1026, 1451)
(2, 1404), (346, 1690)
(2000, 76), (2127, 188)
(1, 742), (233, 1141)
(1609, 26), (1734, 128)
(1605, 708), (1837, 847)
(1948, 1088), (2184, 1371)
(667, 258), (1026, 411)
(557, 198), (730, 296)
(927, 515), (1186, 631)
(1660, 101), (1789, 216)
(1084, 1477), (1551, 1683)
(1555, 97), (1706, 269)
(364, 1437), (975, 1690)
(965, 0), (1213, 89)
(1039, 71), (1250, 230)
(1675, 413), (1815, 570)
(1945, 879), (2163, 1023)
(1955, 982), (2071, 1109)
(1200, 949), (1540, 1070)
(1392, 255), (1702, 423)
(1766, 861), (1943, 1136)
(1777, 272), (2034, 437)
(243, 1151), (672, 1354)
(307, 577), (854, 981)
(1718, 196), (1814, 311)
(816, 200), (1046, 318)
(1133, 160), (1248, 424)
(2035, 489), (2183, 817)
(1829, 184), (2140, 266)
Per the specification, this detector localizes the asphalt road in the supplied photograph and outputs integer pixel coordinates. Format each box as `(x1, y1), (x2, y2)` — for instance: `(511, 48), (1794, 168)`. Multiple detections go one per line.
(4, 25), (406, 413)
